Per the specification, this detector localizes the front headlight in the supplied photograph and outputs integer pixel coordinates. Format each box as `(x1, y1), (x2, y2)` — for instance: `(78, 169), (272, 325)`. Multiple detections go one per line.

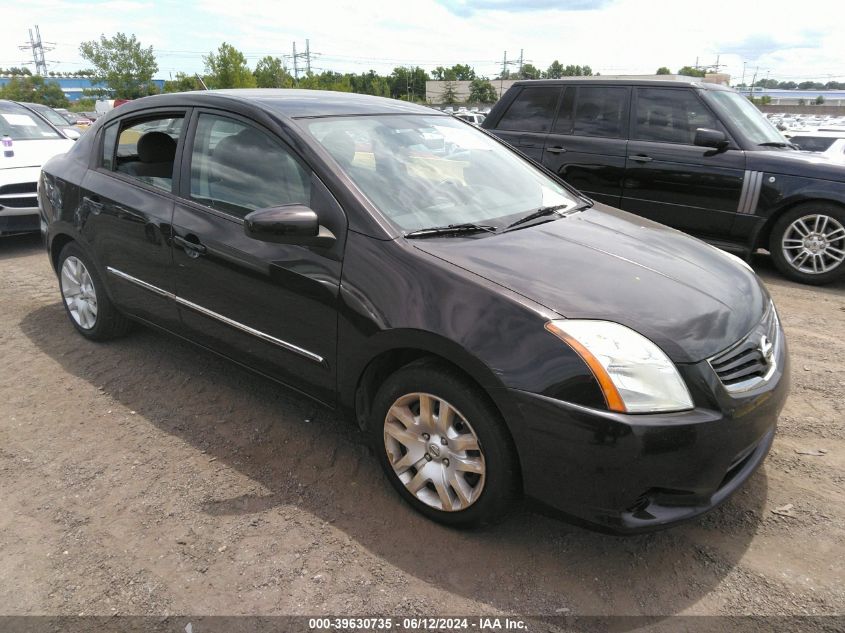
(545, 320), (694, 413)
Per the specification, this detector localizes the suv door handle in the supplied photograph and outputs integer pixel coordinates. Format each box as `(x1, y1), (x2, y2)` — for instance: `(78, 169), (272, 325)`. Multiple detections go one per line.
(629, 154), (653, 162)
(546, 146), (567, 154)
(173, 234), (207, 257)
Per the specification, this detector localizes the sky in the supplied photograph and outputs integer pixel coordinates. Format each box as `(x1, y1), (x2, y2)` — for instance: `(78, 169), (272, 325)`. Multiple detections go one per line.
(2, 0), (843, 84)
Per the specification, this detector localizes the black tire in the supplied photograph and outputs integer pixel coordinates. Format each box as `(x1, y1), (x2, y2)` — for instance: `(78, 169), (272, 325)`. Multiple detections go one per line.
(369, 359), (520, 528)
(57, 242), (132, 340)
(769, 202), (845, 285)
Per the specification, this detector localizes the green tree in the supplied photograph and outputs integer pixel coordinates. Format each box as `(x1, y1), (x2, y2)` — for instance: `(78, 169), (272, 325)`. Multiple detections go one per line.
(518, 63), (542, 80)
(815, 95), (825, 105)
(432, 64), (476, 81)
(797, 98), (806, 106)
(0, 75), (69, 107)
(163, 72), (202, 93)
(545, 60), (565, 79)
(441, 80), (459, 105)
(468, 78), (498, 103)
(388, 66), (429, 101)
(79, 32), (158, 98)
(656, 66), (671, 75)
(253, 56), (294, 88)
(677, 66), (706, 78)
(203, 42), (256, 89)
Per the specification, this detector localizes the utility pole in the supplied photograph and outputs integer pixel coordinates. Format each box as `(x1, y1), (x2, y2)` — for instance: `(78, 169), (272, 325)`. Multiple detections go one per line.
(19, 25), (53, 75)
(518, 49), (524, 76)
(292, 42), (298, 81)
(741, 61), (747, 91)
(305, 39), (311, 75)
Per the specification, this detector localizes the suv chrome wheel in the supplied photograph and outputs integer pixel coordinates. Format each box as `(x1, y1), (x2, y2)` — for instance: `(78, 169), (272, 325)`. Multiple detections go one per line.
(383, 392), (485, 512)
(61, 256), (98, 329)
(781, 213), (845, 275)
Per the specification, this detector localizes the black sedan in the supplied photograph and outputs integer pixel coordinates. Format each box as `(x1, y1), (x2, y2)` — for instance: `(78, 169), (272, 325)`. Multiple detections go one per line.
(38, 90), (789, 533)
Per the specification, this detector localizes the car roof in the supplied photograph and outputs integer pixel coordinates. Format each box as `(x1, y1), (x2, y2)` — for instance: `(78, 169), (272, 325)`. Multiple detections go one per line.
(508, 78), (733, 91)
(117, 89), (443, 119)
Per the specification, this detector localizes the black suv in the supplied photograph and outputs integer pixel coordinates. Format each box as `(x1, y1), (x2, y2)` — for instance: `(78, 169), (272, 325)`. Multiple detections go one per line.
(482, 79), (845, 284)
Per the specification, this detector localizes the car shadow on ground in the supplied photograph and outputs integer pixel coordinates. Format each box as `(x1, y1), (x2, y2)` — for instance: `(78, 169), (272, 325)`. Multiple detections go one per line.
(20, 294), (770, 622)
(0, 232), (43, 261)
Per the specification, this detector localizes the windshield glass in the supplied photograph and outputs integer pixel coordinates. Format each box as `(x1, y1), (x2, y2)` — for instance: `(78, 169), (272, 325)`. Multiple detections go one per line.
(304, 115), (578, 232)
(28, 104), (69, 127)
(706, 91), (786, 146)
(0, 102), (63, 140)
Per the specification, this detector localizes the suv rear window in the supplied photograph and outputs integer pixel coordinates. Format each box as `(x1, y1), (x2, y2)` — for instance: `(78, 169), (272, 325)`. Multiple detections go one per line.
(496, 87), (560, 133)
(573, 87), (628, 138)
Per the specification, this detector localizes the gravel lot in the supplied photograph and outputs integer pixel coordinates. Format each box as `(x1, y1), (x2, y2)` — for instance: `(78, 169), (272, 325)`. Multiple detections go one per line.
(0, 232), (843, 626)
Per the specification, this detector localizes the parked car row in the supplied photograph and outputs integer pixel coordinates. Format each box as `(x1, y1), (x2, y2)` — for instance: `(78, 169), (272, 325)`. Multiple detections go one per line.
(1, 100), (76, 235)
(482, 79), (845, 284)
(37, 89), (788, 534)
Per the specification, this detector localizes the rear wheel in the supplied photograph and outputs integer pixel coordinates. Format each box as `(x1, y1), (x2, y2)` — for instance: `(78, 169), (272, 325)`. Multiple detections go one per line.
(770, 203), (845, 285)
(58, 242), (131, 340)
(369, 361), (519, 527)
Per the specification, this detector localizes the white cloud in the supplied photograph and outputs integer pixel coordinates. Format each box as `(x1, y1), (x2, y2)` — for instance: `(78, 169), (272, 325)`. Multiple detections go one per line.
(1, 0), (842, 82)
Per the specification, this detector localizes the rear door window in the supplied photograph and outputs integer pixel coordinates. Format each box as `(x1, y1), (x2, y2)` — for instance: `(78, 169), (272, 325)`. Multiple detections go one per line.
(496, 87), (561, 133)
(573, 87), (628, 138)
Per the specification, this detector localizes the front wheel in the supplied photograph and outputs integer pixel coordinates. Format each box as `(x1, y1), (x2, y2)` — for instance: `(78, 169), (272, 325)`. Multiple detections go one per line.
(369, 361), (519, 527)
(770, 203), (845, 285)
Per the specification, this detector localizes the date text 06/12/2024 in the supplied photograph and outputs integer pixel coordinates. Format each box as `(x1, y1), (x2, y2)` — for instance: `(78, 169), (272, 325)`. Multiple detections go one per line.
(308, 617), (528, 630)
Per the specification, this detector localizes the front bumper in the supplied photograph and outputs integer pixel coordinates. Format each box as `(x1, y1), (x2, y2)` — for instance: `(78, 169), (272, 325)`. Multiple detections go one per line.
(1, 166), (40, 235)
(499, 329), (789, 534)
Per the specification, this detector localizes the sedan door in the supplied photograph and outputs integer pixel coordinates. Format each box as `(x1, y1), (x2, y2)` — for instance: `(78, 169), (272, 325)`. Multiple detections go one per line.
(621, 87), (747, 238)
(171, 110), (347, 404)
(78, 110), (187, 331)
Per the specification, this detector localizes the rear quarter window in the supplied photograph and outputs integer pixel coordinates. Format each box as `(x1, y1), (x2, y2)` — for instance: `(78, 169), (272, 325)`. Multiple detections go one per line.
(496, 87), (561, 133)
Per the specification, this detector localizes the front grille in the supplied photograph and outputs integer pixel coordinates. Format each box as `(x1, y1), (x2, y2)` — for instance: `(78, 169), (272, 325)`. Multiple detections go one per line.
(0, 182), (37, 195)
(709, 304), (779, 392)
(0, 195), (37, 209)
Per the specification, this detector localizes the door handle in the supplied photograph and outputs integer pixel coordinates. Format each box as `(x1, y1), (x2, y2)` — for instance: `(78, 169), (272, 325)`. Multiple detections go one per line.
(173, 234), (207, 257)
(546, 146), (567, 154)
(629, 155), (653, 163)
(82, 196), (104, 213)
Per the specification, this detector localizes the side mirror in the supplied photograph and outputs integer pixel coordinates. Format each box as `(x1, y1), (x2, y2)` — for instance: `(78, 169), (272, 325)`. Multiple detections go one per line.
(63, 127), (81, 140)
(694, 128), (729, 153)
(244, 204), (335, 248)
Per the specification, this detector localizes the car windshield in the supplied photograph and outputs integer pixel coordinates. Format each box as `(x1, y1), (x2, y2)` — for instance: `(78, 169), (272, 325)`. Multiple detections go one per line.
(0, 101), (63, 140)
(304, 114), (578, 232)
(706, 91), (787, 146)
(27, 104), (69, 128)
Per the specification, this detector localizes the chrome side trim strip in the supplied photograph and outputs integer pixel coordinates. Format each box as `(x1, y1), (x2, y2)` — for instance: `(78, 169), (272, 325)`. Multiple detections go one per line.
(736, 170), (752, 214)
(746, 171), (763, 215)
(106, 266), (324, 364)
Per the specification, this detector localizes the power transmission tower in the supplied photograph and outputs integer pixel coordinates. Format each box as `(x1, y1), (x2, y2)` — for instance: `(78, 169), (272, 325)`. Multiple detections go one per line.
(290, 40), (315, 81)
(19, 25), (54, 75)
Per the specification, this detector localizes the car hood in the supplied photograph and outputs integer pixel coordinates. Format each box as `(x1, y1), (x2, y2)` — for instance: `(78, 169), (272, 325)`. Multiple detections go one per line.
(0, 138), (74, 170)
(748, 148), (845, 182)
(412, 204), (768, 363)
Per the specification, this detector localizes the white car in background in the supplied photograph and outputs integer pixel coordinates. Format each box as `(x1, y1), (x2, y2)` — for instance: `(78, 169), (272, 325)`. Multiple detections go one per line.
(1, 100), (75, 235)
(454, 112), (486, 126)
(785, 130), (845, 164)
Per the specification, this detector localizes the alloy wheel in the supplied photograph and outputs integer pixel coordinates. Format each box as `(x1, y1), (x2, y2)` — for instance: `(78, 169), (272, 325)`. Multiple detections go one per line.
(781, 213), (845, 275)
(383, 392), (485, 512)
(61, 256), (98, 329)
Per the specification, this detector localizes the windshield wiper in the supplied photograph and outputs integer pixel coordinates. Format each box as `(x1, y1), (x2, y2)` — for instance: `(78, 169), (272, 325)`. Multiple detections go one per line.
(503, 203), (584, 231)
(404, 223), (498, 238)
(758, 141), (798, 149)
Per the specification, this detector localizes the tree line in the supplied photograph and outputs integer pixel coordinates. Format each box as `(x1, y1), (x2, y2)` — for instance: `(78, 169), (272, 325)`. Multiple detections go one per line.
(3, 32), (842, 111)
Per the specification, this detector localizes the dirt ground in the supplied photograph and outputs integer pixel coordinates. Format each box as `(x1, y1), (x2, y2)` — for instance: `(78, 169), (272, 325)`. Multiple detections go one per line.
(0, 232), (843, 625)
